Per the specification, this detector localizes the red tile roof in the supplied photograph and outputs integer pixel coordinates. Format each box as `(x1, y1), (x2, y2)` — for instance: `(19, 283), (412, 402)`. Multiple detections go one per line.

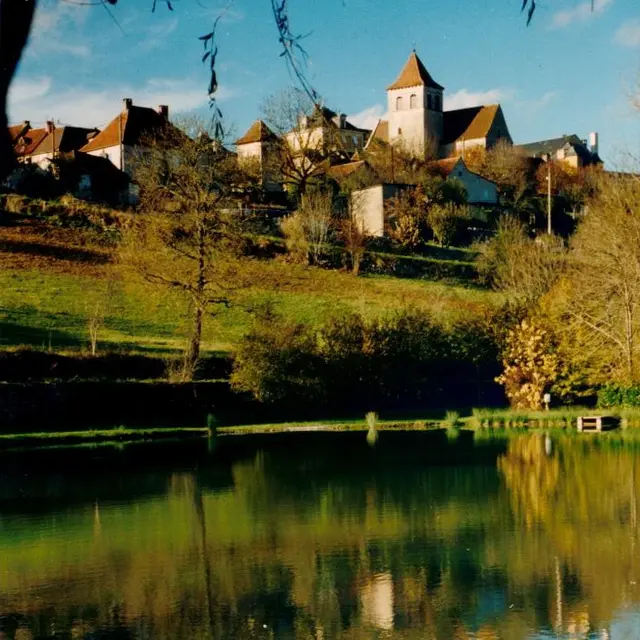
(235, 120), (277, 145)
(14, 128), (48, 157)
(31, 126), (99, 155)
(442, 105), (499, 145)
(80, 104), (170, 153)
(387, 51), (444, 91)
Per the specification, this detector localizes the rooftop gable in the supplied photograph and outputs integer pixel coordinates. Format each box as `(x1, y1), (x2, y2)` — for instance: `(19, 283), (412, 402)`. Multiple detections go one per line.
(235, 120), (277, 145)
(387, 51), (444, 91)
(80, 103), (171, 153)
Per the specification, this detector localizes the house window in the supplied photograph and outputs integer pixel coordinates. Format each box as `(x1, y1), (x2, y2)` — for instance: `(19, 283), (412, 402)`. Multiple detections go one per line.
(410, 94), (417, 109)
(352, 135), (359, 145)
(396, 96), (403, 111)
(427, 94), (432, 110)
(434, 95), (441, 111)
(397, 128), (403, 135)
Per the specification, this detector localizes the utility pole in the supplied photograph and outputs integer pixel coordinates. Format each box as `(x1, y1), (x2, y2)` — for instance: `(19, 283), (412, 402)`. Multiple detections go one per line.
(547, 161), (552, 235)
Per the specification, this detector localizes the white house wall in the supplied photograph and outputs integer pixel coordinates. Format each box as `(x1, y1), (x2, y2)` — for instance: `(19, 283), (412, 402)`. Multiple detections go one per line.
(352, 185), (385, 237)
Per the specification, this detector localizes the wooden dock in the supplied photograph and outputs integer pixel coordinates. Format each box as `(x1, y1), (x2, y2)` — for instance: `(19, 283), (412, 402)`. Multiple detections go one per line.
(577, 416), (620, 433)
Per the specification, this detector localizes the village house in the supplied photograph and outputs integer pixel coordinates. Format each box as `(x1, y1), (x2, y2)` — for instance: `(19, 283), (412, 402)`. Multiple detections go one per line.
(516, 133), (602, 168)
(430, 157), (498, 207)
(235, 119), (282, 191)
(80, 98), (170, 174)
(351, 157), (497, 237)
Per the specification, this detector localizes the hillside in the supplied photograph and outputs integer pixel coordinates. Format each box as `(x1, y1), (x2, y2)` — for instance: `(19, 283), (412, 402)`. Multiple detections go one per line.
(0, 212), (501, 359)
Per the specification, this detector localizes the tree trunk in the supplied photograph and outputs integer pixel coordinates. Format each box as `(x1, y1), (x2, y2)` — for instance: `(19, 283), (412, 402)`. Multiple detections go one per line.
(1, 0), (37, 181)
(183, 303), (203, 380)
(183, 215), (207, 379)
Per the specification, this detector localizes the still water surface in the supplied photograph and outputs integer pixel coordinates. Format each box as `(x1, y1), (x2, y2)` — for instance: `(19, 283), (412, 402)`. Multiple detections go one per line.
(2, 431), (640, 639)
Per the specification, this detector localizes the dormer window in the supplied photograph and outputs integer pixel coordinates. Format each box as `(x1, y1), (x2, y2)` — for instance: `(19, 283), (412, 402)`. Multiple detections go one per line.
(396, 96), (403, 111)
(410, 94), (417, 109)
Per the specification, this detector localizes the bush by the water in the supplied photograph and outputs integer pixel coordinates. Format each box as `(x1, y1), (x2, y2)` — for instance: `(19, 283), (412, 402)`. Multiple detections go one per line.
(231, 308), (502, 412)
(598, 385), (640, 408)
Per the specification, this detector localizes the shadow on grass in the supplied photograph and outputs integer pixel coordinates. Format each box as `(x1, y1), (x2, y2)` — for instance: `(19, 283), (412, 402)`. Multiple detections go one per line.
(0, 320), (83, 350)
(0, 238), (110, 265)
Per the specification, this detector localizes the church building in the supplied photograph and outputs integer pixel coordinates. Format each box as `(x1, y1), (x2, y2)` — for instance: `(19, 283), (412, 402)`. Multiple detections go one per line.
(368, 51), (512, 158)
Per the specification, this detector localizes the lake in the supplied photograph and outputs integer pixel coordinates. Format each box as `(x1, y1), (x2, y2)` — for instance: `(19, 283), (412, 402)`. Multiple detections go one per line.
(1, 430), (640, 639)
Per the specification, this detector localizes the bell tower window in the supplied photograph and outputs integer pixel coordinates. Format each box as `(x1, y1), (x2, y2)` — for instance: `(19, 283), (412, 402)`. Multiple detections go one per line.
(396, 96), (403, 111)
(434, 94), (441, 111)
(427, 94), (432, 110)
(410, 94), (417, 109)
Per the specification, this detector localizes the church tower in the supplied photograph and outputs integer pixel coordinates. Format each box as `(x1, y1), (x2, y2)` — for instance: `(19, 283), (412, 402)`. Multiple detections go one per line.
(387, 51), (444, 157)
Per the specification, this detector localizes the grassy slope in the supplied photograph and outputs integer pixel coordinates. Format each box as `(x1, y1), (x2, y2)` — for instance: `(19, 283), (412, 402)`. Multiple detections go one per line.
(0, 217), (500, 356)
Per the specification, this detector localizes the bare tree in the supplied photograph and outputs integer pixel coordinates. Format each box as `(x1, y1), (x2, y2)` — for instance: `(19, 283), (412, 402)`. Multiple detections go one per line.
(119, 117), (257, 379)
(339, 213), (367, 276)
(476, 215), (566, 305)
(280, 188), (334, 265)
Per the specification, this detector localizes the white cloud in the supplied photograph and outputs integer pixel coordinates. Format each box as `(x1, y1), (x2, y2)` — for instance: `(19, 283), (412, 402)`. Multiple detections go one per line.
(444, 88), (514, 111)
(28, 0), (91, 57)
(550, 0), (613, 30)
(9, 77), (52, 104)
(615, 20), (640, 47)
(515, 91), (558, 112)
(8, 76), (233, 128)
(348, 104), (387, 130)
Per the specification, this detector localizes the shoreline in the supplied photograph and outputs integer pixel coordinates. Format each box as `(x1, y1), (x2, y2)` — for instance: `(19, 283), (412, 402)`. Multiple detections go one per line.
(2, 410), (637, 451)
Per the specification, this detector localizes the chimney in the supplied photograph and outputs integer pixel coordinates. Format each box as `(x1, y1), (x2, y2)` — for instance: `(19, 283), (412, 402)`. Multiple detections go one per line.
(589, 131), (599, 155)
(156, 105), (169, 119)
(339, 113), (347, 129)
(45, 120), (55, 134)
(123, 98), (132, 110)
(23, 120), (30, 129)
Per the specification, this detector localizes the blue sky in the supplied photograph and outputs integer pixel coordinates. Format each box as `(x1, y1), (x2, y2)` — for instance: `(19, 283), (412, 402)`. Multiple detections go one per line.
(8, 0), (640, 167)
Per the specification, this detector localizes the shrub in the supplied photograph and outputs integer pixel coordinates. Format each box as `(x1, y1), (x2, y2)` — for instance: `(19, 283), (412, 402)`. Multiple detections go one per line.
(280, 213), (310, 263)
(598, 385), (640, 408)
(443, 410), (461, 428)
(496, 317), (561, 410)
(231, 307), (501, 412)
(230, 306), (323, 403)
(386, 187), (427, 250)
(427, 203), (471, 247)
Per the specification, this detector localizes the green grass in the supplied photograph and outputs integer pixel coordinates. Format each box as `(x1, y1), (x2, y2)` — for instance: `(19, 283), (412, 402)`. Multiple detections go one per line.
(0, 264), (501, 356)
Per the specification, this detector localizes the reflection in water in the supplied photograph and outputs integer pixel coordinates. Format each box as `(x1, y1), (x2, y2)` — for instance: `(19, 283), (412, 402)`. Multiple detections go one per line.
(1, 432), (640, 638)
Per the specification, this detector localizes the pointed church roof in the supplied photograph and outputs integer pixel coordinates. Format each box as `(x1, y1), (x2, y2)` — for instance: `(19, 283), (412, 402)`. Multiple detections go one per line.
(387, 51), (444, 91)
(235, 119), (277, 145)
